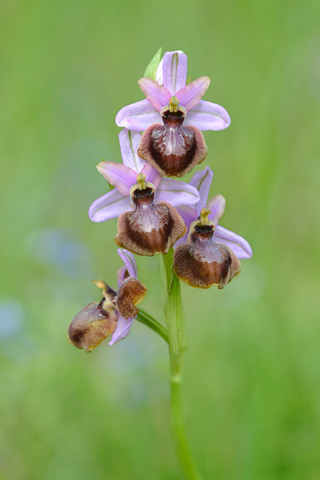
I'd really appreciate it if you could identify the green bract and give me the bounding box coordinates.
[143,47,162,80]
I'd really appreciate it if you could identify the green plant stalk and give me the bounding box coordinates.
[136,309,169,344]
[162,250,203,480]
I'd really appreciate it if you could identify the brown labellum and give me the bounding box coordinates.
[115,185,186,256]
[117,277,147,319]
[68,301,117,352]
[137,110,207,178]
[173,223,241,289]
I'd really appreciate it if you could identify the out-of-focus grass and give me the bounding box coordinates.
[1,0,320,478]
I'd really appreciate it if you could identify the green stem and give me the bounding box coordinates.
[136,309,169,344]
[162,250,203,480]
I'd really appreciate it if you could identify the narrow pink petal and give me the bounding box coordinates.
[109,315,133,345]
[138,78,171,112]
[97,161,136,195]
[207,195,226,224]
[174,206,197,247]
[189,167,213,215]
[162,51,187,95]
[176,205,197,226]
[185,100,231,131]
[117,266,127,288]
[116,99,161,131]
[140,162,162,189]
[119,129,146,173]
[176,76,210,111]
[213,225,252,259]
[88,189,131,223]
[117,248,137,279]
[155,178,200,206]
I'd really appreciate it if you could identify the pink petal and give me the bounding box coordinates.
[176,76,210,111]
[109,315,133,345]
[174,205,197,247]
[119,129,146,173]
[140,162,162,189]
[88,189,131,223]
[176,205,197,226]
[97,161,137,195]
[116,99,162,131]
[162,51,187,95]
[189,167,213,215]
[117,248,137,279]
[185,100,231,131]
[154,178,200,206]
[138,78,171,112]
[207,195,226,224]
[117,266,127,288]
[213,225,252,259]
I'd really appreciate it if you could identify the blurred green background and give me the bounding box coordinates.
[1,0,320,479]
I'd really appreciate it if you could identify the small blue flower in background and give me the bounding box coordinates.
[26,228,93,277]
[0,299,24,339]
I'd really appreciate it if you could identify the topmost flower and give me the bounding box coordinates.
[116,51,231,178]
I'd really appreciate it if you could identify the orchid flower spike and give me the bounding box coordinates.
[116,50,231,178]
[68,249,147,351]
[173,167,252,289]
[89,129,199,256]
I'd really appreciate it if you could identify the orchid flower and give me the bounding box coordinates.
[173,167,252,289]
[175,167,252,259]
[89,128,200,222]
[173,208,242,289]
[116,50,231,177]
[89,129,199,256]
[68,249,147,351]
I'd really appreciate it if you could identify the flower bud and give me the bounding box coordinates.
[173,211,241,289]
[115,176,186,256]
